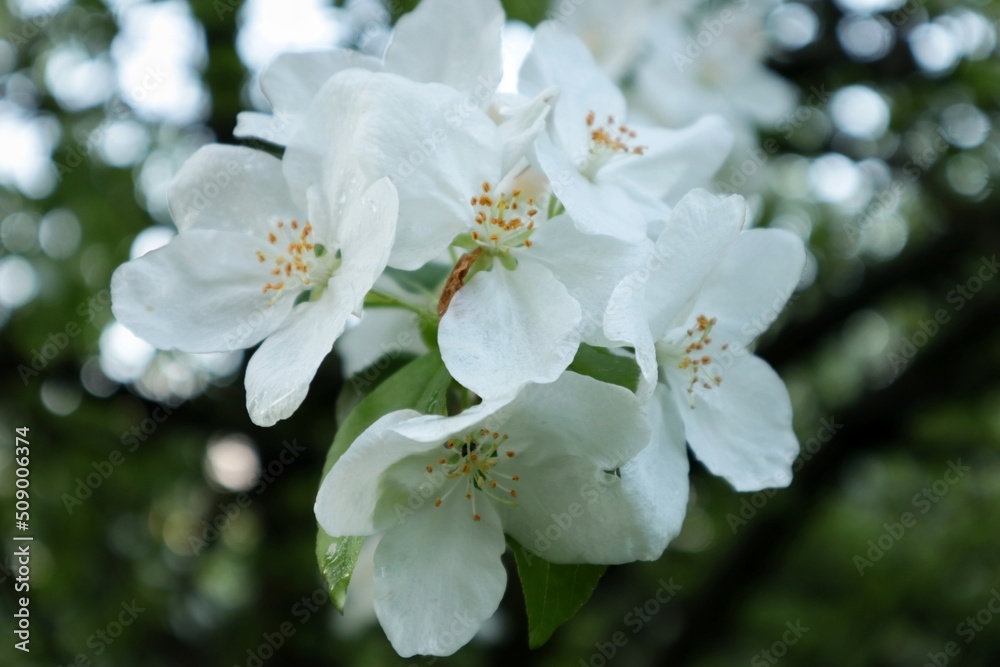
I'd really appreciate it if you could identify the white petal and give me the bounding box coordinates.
[683,228,805,347]
[501,371,649,470]
[391,396,514,445]
[260,49,381,115]
[111,230,294,353]
[643,189,747,337]
[373,497,506,657]
[233,111,292,145]
[335,177,399,300]
[495,87,554,176]
[284,70,499,270]
[384,0,504,103]
[244,284,354,426]
[485,374,657,563]
[601,115,734,205]
[534,132,647,241]
[519,21,626,156]
[235,51,381,145]
[666,354,798,492]
[315,409,427,537]
[527,214,652,345]
[439,262,581,399]
[616,385,690,559]
[497,456,660,564]
[603,273,660,403]
[168,145,302,236]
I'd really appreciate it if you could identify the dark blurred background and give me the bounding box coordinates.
[1,0,999,665]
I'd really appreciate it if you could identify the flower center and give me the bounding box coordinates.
[255,219,334,305]
[468,180,539,254]
[580,111,646,181]
[660,314,728,408]
[424,429,520,522]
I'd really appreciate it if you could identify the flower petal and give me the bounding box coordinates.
[315,409,428,537]
[601,115,733,205]
[527,214,652,345]
[519,21,626,156]
[111,230,294,353]
[384,0,504,104]
[496,456,660,564]
[682,228,805,347]
[285,69,499,270]
[534,131,648,241]
[168,145,302,236]
[603,274,661,403]
[233,111,289,145]
[501,371,649,470]
[335,177,399,300]
[643,189,747,338]
[666,354,798,491]
[439,262,581,399]
[235,50,382,145]
[495,87,555,176]
[244,284,355,426]
[261,49,381,114]
[373,497,506,657]
[616,385,690,559]
[488,373,665,563]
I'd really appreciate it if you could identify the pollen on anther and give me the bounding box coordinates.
[473,514,481,522]
[512,475,520,481]
[506,451,515,458]
[426,465,433,473]
[466,492,473,500]
[482,181,491,193]
[268,232,277,244]
[435,498,442,507]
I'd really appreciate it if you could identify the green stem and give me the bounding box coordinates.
[364,289,436,319]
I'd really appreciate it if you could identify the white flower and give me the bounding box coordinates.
[288,68,648,398]
[548,0,653,81]
[235,0,505,146]
[518,21,734,241]
[605,189,806,490]
[631,4,797,145]
[111,144,398,426]
[315,371,668,657]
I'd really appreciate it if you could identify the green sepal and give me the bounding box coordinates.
[498,251,519,271]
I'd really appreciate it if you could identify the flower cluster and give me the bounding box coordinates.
[110,0,805,657]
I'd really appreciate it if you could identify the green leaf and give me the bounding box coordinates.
[508,537,607,648]
[316,352,453,612]
[334,353,418,426]
[568,344,641,393]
